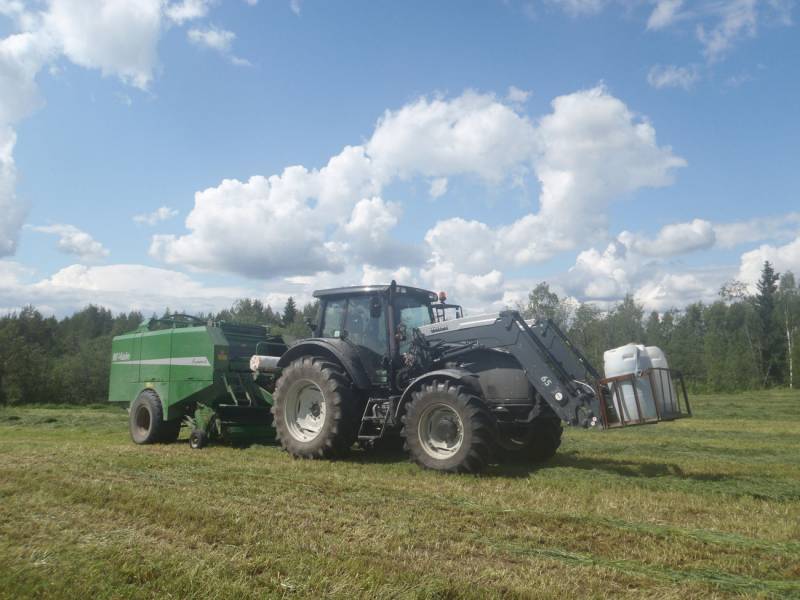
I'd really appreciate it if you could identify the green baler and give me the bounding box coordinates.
[109,314,287,448]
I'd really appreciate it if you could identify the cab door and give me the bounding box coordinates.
[342,295,389,385]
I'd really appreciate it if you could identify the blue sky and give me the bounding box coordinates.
[1,0,798,316]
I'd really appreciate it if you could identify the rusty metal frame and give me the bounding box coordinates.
[594,367,691,429]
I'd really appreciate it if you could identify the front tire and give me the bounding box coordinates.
[272,356,359,459]
[526,418,563,462]
[129,390,180,444]
[499,418,563,463]
[402,380,493,474]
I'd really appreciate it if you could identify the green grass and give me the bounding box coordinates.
[1,391,799,599]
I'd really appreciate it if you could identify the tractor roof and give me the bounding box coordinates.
[313,284,438,302]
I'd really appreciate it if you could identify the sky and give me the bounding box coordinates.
[0,0,798,318]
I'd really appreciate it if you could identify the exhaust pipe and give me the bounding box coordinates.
[250,355,281,373]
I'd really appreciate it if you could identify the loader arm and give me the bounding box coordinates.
[419,310,603,428]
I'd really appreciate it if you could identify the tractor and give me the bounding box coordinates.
[265,281,690,473]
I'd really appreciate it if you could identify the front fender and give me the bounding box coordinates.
[277,338,371,390]
[395,368,483,418]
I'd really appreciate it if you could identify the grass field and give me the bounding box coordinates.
[1,391,799,599]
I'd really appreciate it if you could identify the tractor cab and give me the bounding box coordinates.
[311,281,460,387]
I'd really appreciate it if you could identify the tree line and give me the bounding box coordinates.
[0,261,797,405]
[0,298,318,405]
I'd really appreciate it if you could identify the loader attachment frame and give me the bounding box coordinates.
[596,367,692,428]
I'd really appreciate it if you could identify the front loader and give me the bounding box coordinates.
[263,281,691,474]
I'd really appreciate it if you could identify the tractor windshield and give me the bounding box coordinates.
[395,294,433,354]
[396,295,433,330]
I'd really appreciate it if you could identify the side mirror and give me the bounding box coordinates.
[304,317,315,330]
[395,322,407,342]
[369,296,382,319]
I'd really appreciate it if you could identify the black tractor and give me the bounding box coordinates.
[267,281,690,473]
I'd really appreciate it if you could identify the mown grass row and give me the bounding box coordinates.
[1,390,798,598]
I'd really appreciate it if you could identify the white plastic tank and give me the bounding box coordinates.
[603,344,658,423]
[645,346,678,416]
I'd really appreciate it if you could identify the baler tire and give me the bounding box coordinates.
[402,380,493,474]
[272,356,359,459]
[189,429,208,449]
[129,389,173,445]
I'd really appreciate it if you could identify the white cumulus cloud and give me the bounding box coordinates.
[30,224,110,261]
[152,85,686,315]
[366,91,536,184]
[497,85,686,264]
[428,177,448,198]
[714,213,800,248]
[150,172,349,278]
[339,196,425,268]
[560,212,800,310]
[0,31,54,256]
[0,0,234,259]
[647,0,684,30]
[43,0,164,89]
[563,237,731,311]
[152,90,541,279]
[506,85,531,103]
[133,206,179,226]
[619,218,716,256]
[187,25,250,65]
[697,0,758,62]
[635,272,721,312]
[737,236,800,290]
[165,0,213,25]
[187,26,234,53]
[0,261,260,317]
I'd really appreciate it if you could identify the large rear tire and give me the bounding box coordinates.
[272,356,359,459]
[129,390,180,444]
[402,379,493,474]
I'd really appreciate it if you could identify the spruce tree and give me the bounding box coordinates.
[754,261,783,386]
[282,297,298,326]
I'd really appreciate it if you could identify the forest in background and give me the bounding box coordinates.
[0,262,797,405]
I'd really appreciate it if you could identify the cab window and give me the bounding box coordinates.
[396,295,433,330]
[321,298,346,337]
[395,295,433,352]
[344,295,387,356]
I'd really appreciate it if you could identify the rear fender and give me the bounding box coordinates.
[395,368,484,419]
[277,339,371,390]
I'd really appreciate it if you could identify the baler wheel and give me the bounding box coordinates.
[189,429,208,449]
[402,379,493,474]
[129,390,177,444]
[272,356,359,459]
